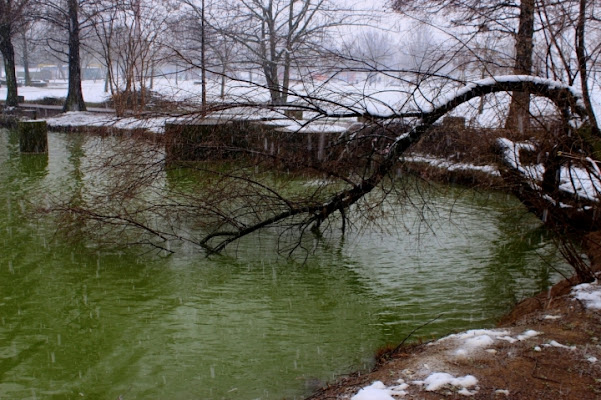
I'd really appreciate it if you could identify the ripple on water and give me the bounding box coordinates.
[0,130,571,399]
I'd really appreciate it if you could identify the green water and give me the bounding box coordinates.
[0,130,570,399]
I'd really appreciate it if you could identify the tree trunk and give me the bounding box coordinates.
[220,60,226,99]
[505,0,535,132]
[104,68,110,93]
[282,52,291,104]
[200,0,207,115]
[22,32,31,86]
[63,0,86,112]
[0,24,18,107]
[264,1,284,105]
[281,0,294,105]
[265,39,282,103]
[576,0,599,136]
[263,62,282,104]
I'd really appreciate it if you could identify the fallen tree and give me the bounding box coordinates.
[197,76,599,249]
[52,75,601,280]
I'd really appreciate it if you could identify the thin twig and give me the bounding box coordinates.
[393,313,442,353]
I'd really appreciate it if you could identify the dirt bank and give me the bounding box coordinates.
[307,264,601,399]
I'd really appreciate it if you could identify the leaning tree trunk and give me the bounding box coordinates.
[0,24,18,107]
[505,0,535,133]
[63,0,86,112]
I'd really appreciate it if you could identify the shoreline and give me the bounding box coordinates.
[307,260,601,399]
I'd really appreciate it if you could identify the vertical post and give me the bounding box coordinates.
[317,131,326,161]
[18,120,48,153]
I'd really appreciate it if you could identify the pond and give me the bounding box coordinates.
[0,130,570,399]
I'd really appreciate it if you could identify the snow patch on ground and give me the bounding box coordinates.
[496,138,543,181]
[572,280,601,309]
[439,328,540,346]
[415,372,478,392]
[403,155,501,176]
[351,374,477,399]
[351,380,408,400]
[439,329,540,353]
[517,330,541,341]
[45,112,174,134]
[44,110,352,135]
[350,328,543,398]
[543,340,577,350]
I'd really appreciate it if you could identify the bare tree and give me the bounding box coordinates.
[342,29,398,85]
[209,32,238,100]
[19,30,30,85]
[391,0,538,132]
[34,0,91,111]
[504,0,536,132]
[403,24,434,71]
[89,0,177,114]
[574,0,598,136]
[12,17,44,87]
[197,0,352,104]
[533,0,601,137]
[87,0,122,96]
[0,0,30,106]
[392,0,601,137]
[171,0,212,110]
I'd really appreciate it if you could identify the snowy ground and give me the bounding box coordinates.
[44,112,178,134]
[6,80,110,104]
[5,74,600,126]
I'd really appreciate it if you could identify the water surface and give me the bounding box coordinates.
[0,130,569,399]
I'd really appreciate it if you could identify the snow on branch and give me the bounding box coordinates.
[497,138,601,203]
[197,76,597,252]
